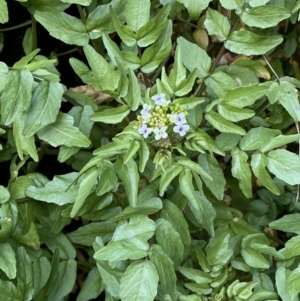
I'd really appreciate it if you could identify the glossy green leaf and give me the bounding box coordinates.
[179,169,215,236]
[159,163,182,196]
[37,112,91,147]
[155,218,184,269]
[179,266,211,284]
[177,36,211,78]
[125,0,150,32]
[0,0,8,23]
[1,70,33,125]
[250,152,280,195]
[141,21,172,73]
[279,236,300,259]
[90,105,130,124]
[77,267,104,301]
[177,0,211,20]
[120,260,158,301]
[269,213,300,234]
[225,31,283,55]
[116,156,139,207]
[218,104,255,122]
[267,149,300,185]
[239,127,280,151]
[26,172,79,205]
[241,5,290,28]
[23,81,64,136]
[34,11,89,45]
[96,166,118,196]
[16,247,34,301]
[149,244,177,301]
[205,111,246,135]
[84,44,120,91]
[198,153,226,200]
[204,8,230,41]
[231,148,252,198]
[0,242,16,279]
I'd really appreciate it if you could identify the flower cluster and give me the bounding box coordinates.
[136,93,190,143]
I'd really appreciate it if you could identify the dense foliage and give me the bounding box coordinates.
[1,0,300,300]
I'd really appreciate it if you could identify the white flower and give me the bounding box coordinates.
[174,112,187,125]
[142,115,151,124]
[140,104,152,118]
[153,126,168,140]
[173,124,190,136]
[138,124,152,138]
[152,93,169,106]
[169,114,177,123]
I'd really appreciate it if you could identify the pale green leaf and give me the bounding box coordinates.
[269,213,300,234]
[250,152,280,195]
[205,111,246,135]
[37,112,91,148]
[120,260,158,301]
[34,11,89,46]
[179,266,212,284]
[0,0,8,23]
[23,81,64,136]
[217,104,255,122]
[0,280,20,301]
[204,8,230,41]
[90,105,130,124]
[0,242,16,279]
[241,5,290,28]
[177,0,211,20]
[276,267,293,301]
[286,267,300,301]
[177,36,211,78]
[61,0,91,5]
[225,31,283,55]
[126,69,141,111]
[267,149,300,185]
[279,236,300,260]
[260,134,300,152]
[125,0,150,32]
[231,148,252,198]
[1,70,33,125]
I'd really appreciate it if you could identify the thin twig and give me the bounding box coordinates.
[0,20,32,32]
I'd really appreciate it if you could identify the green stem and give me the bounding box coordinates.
[0,20,32,32]
[77,4,86,22]
[31,15,37,50]
[56,48,79,57]
[138,47,150,88]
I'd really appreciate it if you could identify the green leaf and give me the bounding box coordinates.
[0,242,16,279]
[61,0,91,4]
[279,236,300,259]
[23,81,64,136]
[13,48,40,69]
[198,154,226,200]
[83,44,120,91]
[179,169,215,236]
[241,5,290,28]
[120,260,158,301]
[267,149,300,185]
[239,127,281,151]
[37,112,91,148]
[250,152,280,195]
[1,70,33,125]
[155,218,184,269]
[225,31,283,55]
[219,0,241,10]
[76,267,104,301]
[205,111,246,135]
[34,11,88,46]
[141,21,172,73]
[204,8,230,41]
[116,156,139,207]
[37,228,76,259]
[159,163,183,196]
[177,36,211,78]
[69,58,93,86]
[178,266,211,284]
[0,279,20,300]
[125,0,150,32]
[138,139,150,172]
[126,69,141,110]
[48,259,77,300]
[96,165,118,196]
[260,134,300,153]
[215,133,241,151]
[267,81,300,121]
[223,84,268,108]
[136,5,170,47]
[86,0,126,37]
[149,244,177,301]
[0,185,9,204]
[0,0,8,23]
[90,105,130,123]
[177,0,211,20]
[161,199,191,246]
[286,267,300,300]
[217,104,255,122]
[26,172,78,205]
[231,148,252,198]
[0,202,18,242]
[173,97,205,110]
[276,267,293,301]
[68,221,115,246]
[177,157,212,180]
[71,167,99,217]
[16,247,34,301]
[269,213,300,234]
